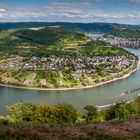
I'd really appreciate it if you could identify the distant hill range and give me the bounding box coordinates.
[0,22,139,33]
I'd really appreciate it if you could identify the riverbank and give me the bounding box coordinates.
[0,60,139,91]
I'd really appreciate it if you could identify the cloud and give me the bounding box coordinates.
[0,2,96,21]
[0,8,6,12]
[0,1,139,24]
[129,0,140,3]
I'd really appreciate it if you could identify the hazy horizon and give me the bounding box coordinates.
[0,21,139,25]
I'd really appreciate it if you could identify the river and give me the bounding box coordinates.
[0,48,140,115]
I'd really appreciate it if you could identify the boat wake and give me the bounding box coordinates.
[110,93,125,99]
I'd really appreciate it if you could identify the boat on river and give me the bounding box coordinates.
[96,104,113,109]
[125,86,140,94]
[96,99,128,110]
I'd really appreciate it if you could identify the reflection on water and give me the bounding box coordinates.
[0,48,140,115]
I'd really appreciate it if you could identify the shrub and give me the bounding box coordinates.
[0,116,9,125]
[84,105,98,122]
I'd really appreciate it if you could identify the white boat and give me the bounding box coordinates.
[96,104,113,109]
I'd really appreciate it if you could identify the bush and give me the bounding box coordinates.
[106,104,125,120]
[56,103,78,124]
[7,102,36,124]
[7,103,79,125]
[84,105,98,122]
[0,116,9,125]
[5,97,140,125]
[33,105,59,124]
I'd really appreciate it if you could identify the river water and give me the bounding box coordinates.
[0,48,140,115]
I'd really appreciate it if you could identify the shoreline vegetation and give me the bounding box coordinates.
[0,59,139,91]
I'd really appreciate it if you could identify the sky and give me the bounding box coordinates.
[0,0,140,24]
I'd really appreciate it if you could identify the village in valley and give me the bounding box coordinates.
[0,53,135,88]
[0,27,138,89]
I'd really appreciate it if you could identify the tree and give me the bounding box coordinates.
[84,105,98,123]
[105,104,130,121]
[33,105,59,124]
[57,103,78,124]
[7,103,79,125]
[125,103,138,117]
[7,102,36,124]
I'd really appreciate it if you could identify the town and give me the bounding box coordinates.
[99,35,140,49]
[0,55,134,79]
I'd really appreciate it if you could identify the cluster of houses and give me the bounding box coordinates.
[23,56,131,69]
[23,56,132,77]
[0,55,133,78]
[0,57,23,70]
[71,69,96,78]
[100,35,140,49]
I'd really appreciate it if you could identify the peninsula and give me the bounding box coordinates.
[0,27,138,90]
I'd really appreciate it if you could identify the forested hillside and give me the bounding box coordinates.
[0,22,139,33]
[111,28,140,39]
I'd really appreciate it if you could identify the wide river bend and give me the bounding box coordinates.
[0,48,140,115]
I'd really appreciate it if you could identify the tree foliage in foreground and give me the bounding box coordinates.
[83,105,98,123]
[1,97,139,125]
[7,103,78,125]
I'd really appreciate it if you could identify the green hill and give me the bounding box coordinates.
[110,28,140,39]
[0,22,139,33]
[0,27,127,58]
[0,27,91,58]
[14,27,89,46]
